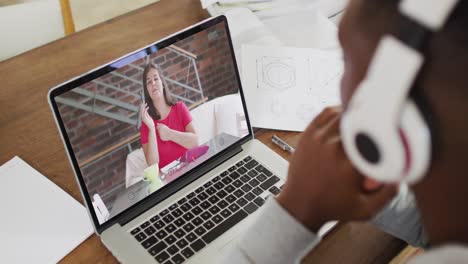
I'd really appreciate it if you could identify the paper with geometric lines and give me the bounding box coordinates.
[241,44,343,131]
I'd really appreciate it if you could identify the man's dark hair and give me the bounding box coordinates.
[350,0,468,245]
[355,0,468,94]
[354,0,468,155]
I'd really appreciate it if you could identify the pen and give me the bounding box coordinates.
[272,135,295,153]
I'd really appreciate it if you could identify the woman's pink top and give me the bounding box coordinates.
[140,101,192,168]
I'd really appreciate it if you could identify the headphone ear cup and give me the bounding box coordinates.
[399,100,432,184]
[341,105,407,183]
[340,100,431,184]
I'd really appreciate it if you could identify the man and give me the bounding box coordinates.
[223,0,468,262]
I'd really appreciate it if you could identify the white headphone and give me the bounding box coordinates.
[341,0,460,184]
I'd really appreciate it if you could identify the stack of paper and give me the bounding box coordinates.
[225,7,282,74]
[203,0,349,19]
[224,7,344,131]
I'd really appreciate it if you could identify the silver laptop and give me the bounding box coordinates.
[48,16,288,263]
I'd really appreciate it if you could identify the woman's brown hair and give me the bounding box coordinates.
[142,63,175,120]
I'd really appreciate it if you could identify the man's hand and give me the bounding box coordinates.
[157,123,173,141]
[277,106,397,232]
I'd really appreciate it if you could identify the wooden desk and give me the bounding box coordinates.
[0,0,406,262]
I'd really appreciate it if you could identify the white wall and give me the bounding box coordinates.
[0,0,64,61]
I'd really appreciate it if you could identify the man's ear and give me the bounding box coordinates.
[362,177,383,193]
[356,184,398,219]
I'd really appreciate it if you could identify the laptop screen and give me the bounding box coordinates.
[51,17,250,226]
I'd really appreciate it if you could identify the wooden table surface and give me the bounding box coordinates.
[0,0,406,262]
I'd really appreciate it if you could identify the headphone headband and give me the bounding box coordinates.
[340,0,460,183]
[400,0,460,30]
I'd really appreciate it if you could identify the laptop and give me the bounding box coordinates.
[48,15,289,263]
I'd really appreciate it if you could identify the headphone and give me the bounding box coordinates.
[341,0,460,184]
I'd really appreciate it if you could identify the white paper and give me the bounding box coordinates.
[262,9,340,49]
[219,0,272,4]
[0,157,93,264]
[253,0,317,19]
[242,45,343,131]
[201,0,219,9]
[225,7,282,72]
[317,0,349,18]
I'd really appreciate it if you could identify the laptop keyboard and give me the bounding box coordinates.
[129,156,284,264]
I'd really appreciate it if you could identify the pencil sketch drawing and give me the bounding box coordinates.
[307,56,343,94]
[257,56,296,91]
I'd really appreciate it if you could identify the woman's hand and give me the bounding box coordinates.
[141,103,155,131]
[157,123,173,141]
[277,106,397,232]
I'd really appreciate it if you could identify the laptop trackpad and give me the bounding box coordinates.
[218,234,240,254]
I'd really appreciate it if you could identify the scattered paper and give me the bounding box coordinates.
[262,9,340,49]
[201,0,219,9]
[242,45,343,131]
[225,7,282,73]
[219,0,272,4]
[204,0,348,19]
[0,157,93,264]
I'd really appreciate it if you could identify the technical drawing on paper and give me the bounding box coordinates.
[296,104,317,122]
[257,56,296,91]
[242,44,344,131]
[269,99,288,119]
[307,56,343,95]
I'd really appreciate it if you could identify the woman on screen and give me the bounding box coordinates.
[140,63,199,169]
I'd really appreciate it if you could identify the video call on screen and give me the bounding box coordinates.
[57,21,248,224]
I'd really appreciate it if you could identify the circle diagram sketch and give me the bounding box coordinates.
[257,56,296,91]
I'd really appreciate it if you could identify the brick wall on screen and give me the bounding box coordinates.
[58,101,140,208]
[154,22,240,102]
[57,22,239,209]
